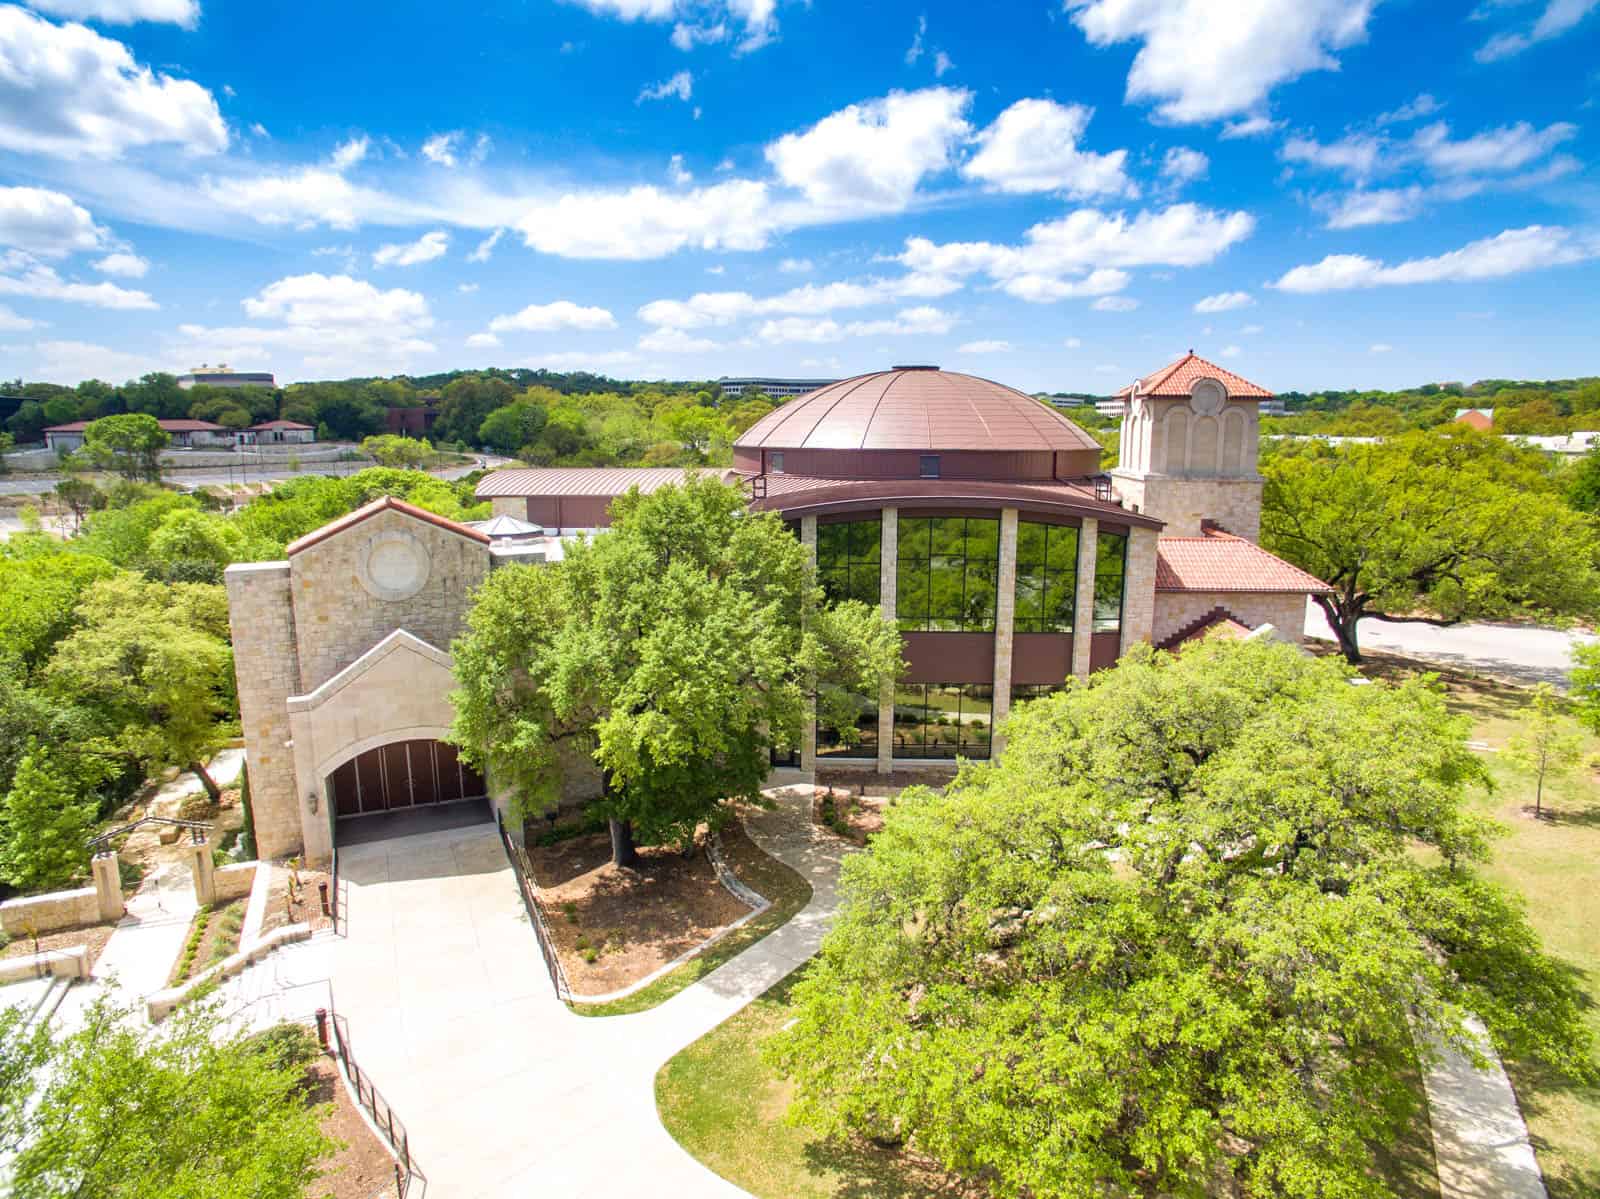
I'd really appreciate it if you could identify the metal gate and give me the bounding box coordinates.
[328,740,486,819]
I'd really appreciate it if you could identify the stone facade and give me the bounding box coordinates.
[1153,591,1308,648]
[1071,517,1098,679]
[225,562,302,860]
[989,508,1019,755]
[876,507,898,775]
[1120,527,1159,651]
[1,887,102,936]
[1110,473,1263,540]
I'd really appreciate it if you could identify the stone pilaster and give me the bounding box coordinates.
[990,508,1018,757]
[1071,517,1098,679]
[189,838,216,906]
[224,562,303,860]
[876,508,898,775]
[1121,526,1159,652]
[800,515,818,774]
[91,852,124,923]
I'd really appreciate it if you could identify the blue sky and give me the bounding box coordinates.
[0,0,1596,394]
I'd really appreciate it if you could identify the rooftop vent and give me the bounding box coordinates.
[892,364,940,371]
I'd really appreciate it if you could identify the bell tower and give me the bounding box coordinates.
[1109,351,1269,541]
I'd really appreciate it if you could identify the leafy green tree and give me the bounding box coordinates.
[147,508,246,579]
[0,998,333,1199]
[773,640,1596,1199]
[83,413,169,482]
[1505,683,1586,818]
[55,474,103,531]
[6,400,47,442]
[361,433,433,468]
[1262,430,1600,661]
[660,404,727,459]
[1566,447,1600,515]
[478,399,548,457]
[0,746,99,892]
[76,491,196,568]
[1573,641,1600,734]
[45,575,235,801]
[451,475,903,865]
[435,374,515,444]
[0,548,118,671]
[0,429,13,473]
[121,372,187,419]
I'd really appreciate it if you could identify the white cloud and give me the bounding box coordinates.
[1476,0,1598,60]
[1281,132,1384,180]
[528,348,639,371]
[0,303,40,330]
[1161,146,1209,185]
[1411,120,1576,175]
[466,332,500,349]
[899,203,1255,302]
[0,251,156,308]
[249,121,268,138]
[203,167,398,231]
[1093,363,1120,374]
[1220,345,1242,358]
[757,305,955,343]
[905,13,925,64]
[958,339,1011,353]
[329,135,368,170]
[22,0,197,24]
[668,154,693,185]
[670,21,726,50]
[0,186,108,257]
[242,272,429,327]
[0,7,227,159]
[1269,225,1595,292]
[1220,116,1284,139]
[1092,295,1139,311]
[705,264,724,274]
[421,131,461,166]
[1377,93,1441,124]
[1370,342,1393,352]
[963,99,1132,198]
[457,282,478,293]
[638,70,693,103]
[14,338,166,383]
[1240,324,1263,334]
[487,300,618,334]
[1320,187,1425,228]
[1064,336,1082,348]
[934,50,953,77]
[93,251,148,277]
[638,326,720,352]
[515,179,776,259]
[778,257,813,273]
[372,230,449,267]
[637,274,958,329]
[469,228,504,263]
[766,87,971,213]
[1194,290,1253,312]
[1067,0,1377,123]
[566,0,776,52]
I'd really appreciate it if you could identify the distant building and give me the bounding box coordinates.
[1455,407,1494,431]
[1094,397,1127,417]
[718,376,841,400]
[177,365,276,390]
[244,419,315,445]
[44,418,235,452]
[386,405,439,437]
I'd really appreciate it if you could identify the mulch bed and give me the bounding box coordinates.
[816,764,958,795]
[0,922,117,970]
[812,768,956,845]
[170,896,247,985]
[527,831,754,996]
[262,866,334,936]
[306,1057,403,1199]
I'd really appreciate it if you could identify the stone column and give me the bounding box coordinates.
[1071,517,1099,679]
[876,508,898,776]
[989,508,1019,758]
[800,515,818,775]
[189,838,216,906]
[1121,526,1159,652]
[91,851,125,923]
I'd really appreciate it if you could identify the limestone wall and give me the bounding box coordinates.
[0,887,100,936]
[214,862,258,902]
[1110,473,1263,541]
[224,561,303,860]
[1120,527,1159,650]
[290,507,490,693]
[1153,591,1309,647]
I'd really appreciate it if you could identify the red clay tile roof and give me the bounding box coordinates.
[1115,352,1273,400]
[1156,527,1330,594]
[44,418,229,433]
[474,466,736,499]
[285,495,490,556]
[734,368,1101,453]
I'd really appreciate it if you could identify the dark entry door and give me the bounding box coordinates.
[329,740,487,819]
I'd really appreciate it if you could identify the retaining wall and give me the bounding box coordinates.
[0,887,101,936]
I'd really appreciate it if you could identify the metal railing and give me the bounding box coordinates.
[86,815,210,852]
[326,1009,427,1199]
[496,811,572,1003]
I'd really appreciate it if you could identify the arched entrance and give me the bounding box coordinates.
[327,738,487,821]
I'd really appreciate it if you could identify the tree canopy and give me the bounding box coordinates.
[82,413,169,482]
[450,475,902,864]
[773,639,1595,1199]
[1261,429,1600,660]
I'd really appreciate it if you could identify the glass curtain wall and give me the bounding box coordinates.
[891,683,994,758]
[896,516,1000,632]
[816,518,882,605]
[1093,530,1128,633]
[1015,521,1079,633]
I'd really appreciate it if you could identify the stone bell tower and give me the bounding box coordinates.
[1109,351,1270,541]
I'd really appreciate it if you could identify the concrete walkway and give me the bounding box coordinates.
[1423,1022,1548,1199]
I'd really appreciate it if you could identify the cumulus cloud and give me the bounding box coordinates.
[637,274,958,329]
[638,326,720,353]
[515,179,777,259]
[421,132,460,166]
[0,250,156,308]
[963,99,1132,198]
[372,230,449,267]
[1194,290,1253,312]
[567,0,776,54]
[1281,132,1385,180]
[1067,0,1377,123]
[757,304,955,343]
[957,339,1011,353]
[23,0,198,27]
[0,186,108,257]
[465,332,500,349]
[1376,93,1441,124]
[1092,295,1138,312]
[1220,116,1284,139]
[242,272,429,326]
[486,300,617,334]
[1319,187,1425,228]
[638,71,693,103]
[765,87,971,213]
[1269,225,1595,292]
[1476,0,1598,60]
[0,303,41,330]
[1161,146,1209,185]
[778,257,813,273]
[1411,120,1576,175]
[93,251,148,277]
[0,7,227,159]
[14,338,168,383]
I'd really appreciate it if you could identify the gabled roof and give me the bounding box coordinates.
[1155,525,1330,594]
[474,466,735,499]
[249,419,314,430]
[1116,352,1273,400]
[44,418,230,433]
[285,495,490,556]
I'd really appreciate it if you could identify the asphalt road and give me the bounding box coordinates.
[1,456,506,495]
[1302,598,1595,688]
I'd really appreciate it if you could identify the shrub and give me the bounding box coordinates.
[243,1021,321,1077]
[176,794,215,823]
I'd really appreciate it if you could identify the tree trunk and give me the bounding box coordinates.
[608,818,638,868]
[1315,595,1363,664]
[1534,769,1544,819]
[189,760,222,803]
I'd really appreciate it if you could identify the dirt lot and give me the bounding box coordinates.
[306,1057,402,1199]
[528,831,754,996]
[0,922,116,969]
[812,767,956,844]
[262,866,333,937]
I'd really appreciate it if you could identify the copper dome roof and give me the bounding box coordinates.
[733,367,1101,453]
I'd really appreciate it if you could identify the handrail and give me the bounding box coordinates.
[496,811,572,1003]
[328,1009,427,1198]
[86,815,211,852]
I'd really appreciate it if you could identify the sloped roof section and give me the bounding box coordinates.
[44,418,229,433]
[475,466,736,498]
[1117,352,1273,400]
[1156,527,1330,594]
[285,495,491,556]
[734,368,1100,453]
